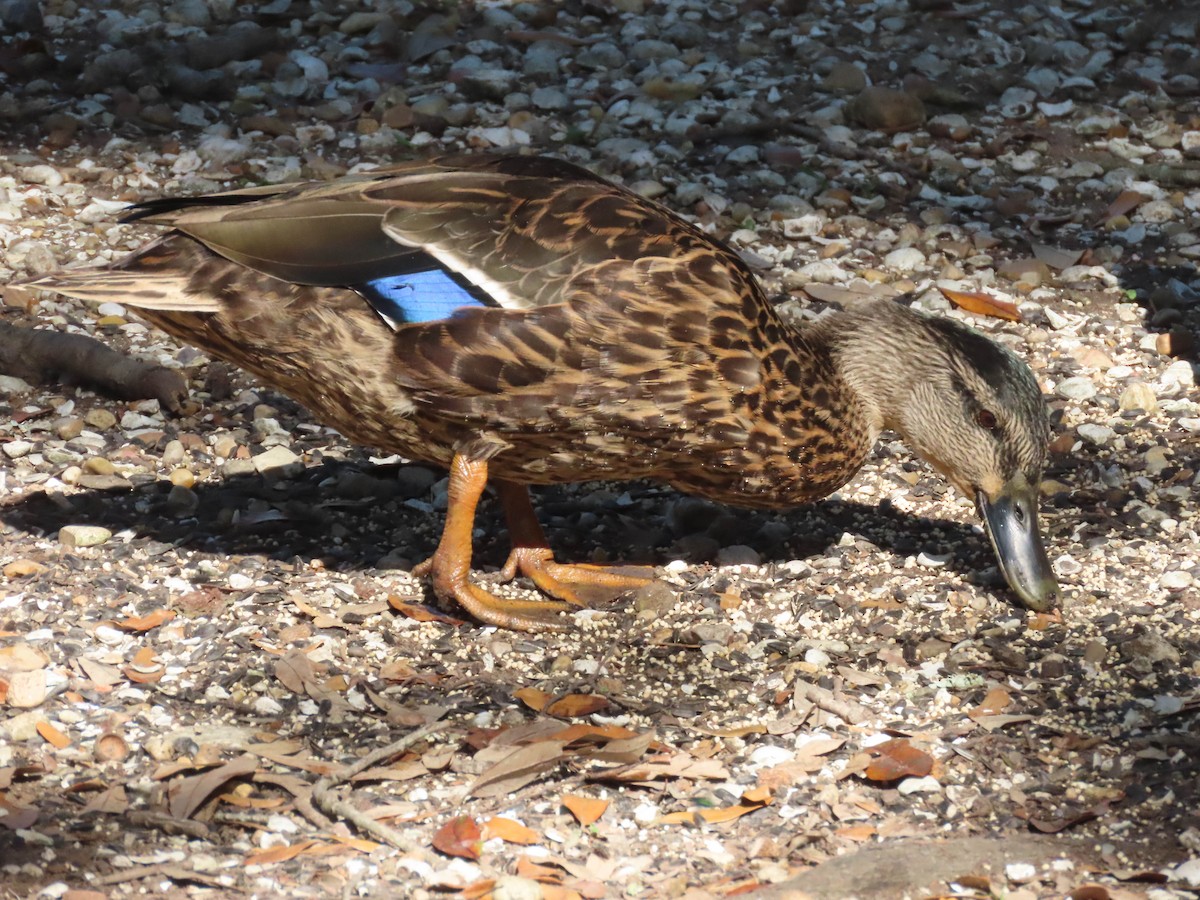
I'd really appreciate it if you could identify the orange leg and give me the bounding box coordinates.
[495,480,652,605]
[413,455,570,632]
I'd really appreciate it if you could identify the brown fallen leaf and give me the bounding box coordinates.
[167,755,259,819]
[36,720,70,749]
[458,880,498,900]
[1097,189,1146,224]
[1031,242,1084,271]
[970,713,1035,731]
[516,855,566,884]
[862,739,934,782]
[470,740,567,799]
[82,783,127,815]
[937,286,1022,321]
[377,659,442,685]
[76,657,123,689]
[592,753,729,785]
[562,794,609,826]
[432,815,482,860]
[968,686,1012,720]
[0,795,38,829]
[244,840,320,866]
[580,733,654,765]
[659,786,772,825]
[482,816,540,845]
[245,742,341,777]
[116,609,175,632]
[515,686,552,712]
[546,693,610,718]
[1022,798,1114,834]
[757,737,846,790]
[387,596,466,625]
[836,823,876,842]
[547,723,641,745]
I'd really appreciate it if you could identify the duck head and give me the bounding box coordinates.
[837,302,1059,611]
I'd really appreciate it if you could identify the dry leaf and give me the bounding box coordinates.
[836,823,877,842]
[0,795,39,830]
[377,659,442,685]
[516,856,565,884]
[167,755,259,819]
[117,609,175,631]
[77,658,123,688]
[1031,242,1083,270]
[245,742,341,776]
[36,720,70,749]
[581,733,654,765]
[244,840,319,865]
[659,786,772,825]
[937,286,1022,321]
[546,694,610,718]
[351,761,428,783]
[483,816,540,845]
[1097,189,1145,224]
[757,737,845,789]
[863,739,934,782]
[593,753,729,785]
[548,723,641,745]
[273,651,318,694]
[432,815,482,859]
[387,596,465,625]
[968,686,1012,720]
[458,879,498,900]
[470,740,566,799]
[515,687,552,712]
[81,783,127,815]
[562,794,609,826]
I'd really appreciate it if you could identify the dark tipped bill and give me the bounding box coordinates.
[976,481,1059,611]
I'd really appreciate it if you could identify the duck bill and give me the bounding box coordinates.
[975,482,1059,611]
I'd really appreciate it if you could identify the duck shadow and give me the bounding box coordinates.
[0,457,1025,608]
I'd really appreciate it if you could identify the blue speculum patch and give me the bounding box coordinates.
[359,268,491,327]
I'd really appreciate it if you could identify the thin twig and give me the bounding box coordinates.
[311,721,444,851]
[254,773,334,831]
[127,810,212,840]
[793,680,873,725]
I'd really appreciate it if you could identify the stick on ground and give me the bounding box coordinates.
[0,320,188,411]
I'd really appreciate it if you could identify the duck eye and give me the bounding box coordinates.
[976,409,999,431]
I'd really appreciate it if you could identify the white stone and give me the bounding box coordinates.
[883,246,926,272]
[897,775,941,795]
[1161,571,1194,591]
[1077,424,1113,445]
[2,440,33,459]
[1056,376,1098,401]
[1005,862,1037,883]
[1160,360,1194,388]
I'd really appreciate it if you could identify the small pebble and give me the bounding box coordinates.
[58,525,112,548]
[1161,571,1194,591]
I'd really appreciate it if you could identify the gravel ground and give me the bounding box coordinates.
[1,0,1199,898]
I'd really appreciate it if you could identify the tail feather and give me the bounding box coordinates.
[25,269,223,313]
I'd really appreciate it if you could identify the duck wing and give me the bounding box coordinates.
[124,154,755,326]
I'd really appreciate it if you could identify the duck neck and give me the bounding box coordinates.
[813,299,934,442]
